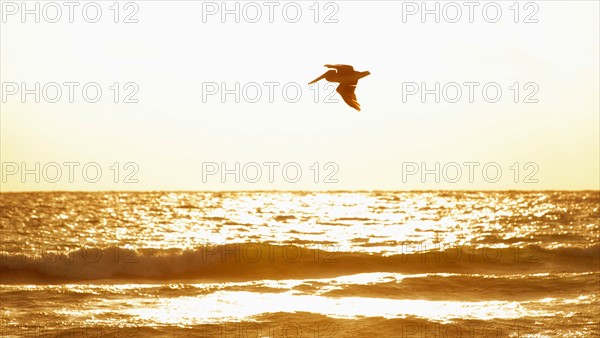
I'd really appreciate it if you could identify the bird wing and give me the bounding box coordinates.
[336,84,361,111]
[325,64,354,75]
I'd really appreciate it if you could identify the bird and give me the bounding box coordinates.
[308,64,370,111]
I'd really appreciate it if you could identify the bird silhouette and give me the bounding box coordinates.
[309,64,370,111]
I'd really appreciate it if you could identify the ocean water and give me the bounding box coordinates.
[0,191,598,337]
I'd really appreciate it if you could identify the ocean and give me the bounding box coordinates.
[1,191,598,337]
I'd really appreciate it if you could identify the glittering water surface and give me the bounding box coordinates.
[1,191,599,337]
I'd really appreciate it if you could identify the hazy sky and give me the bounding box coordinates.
[1,1,598,191]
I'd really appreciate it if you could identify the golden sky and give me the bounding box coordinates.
[1,1,598,191]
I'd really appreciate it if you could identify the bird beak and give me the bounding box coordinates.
[308,72,327,85]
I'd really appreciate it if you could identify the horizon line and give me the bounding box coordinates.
[2,189,599,194]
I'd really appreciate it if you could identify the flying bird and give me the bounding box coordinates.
[309,64,370,111]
